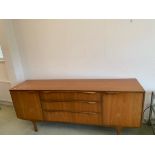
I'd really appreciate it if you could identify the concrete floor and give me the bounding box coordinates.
[0,103,153,135]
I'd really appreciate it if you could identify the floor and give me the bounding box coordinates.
[0,103,153,135]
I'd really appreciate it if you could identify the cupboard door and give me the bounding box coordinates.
[102,92,144,127]
[10,91,43,120]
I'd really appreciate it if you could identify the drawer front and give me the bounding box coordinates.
[42,101,101,113]
[43,111,101,125]
[40,91,100,101]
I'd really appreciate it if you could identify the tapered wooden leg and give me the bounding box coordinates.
[32,121,38,132]
[116,127,122,135]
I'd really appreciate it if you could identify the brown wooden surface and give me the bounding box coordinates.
[40,91,100,101]
[43,111,102,125]
[42,101,101,113]
[10,91,43,120]
[102,92,144,127]
[10,79,145,133]
[10,79,144,92]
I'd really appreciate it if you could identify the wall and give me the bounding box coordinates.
[13,20,155,91]
[0,20,25,103]
[0,61,9,81]
[0,61,11,102]
[13,20,106,79]
[0,81,11,102]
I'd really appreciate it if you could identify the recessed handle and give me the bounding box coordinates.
[104,92,121,95]
[81,112,97,115]
[83,92,96,94]
[41,91,52,94]
[87,101,96,104]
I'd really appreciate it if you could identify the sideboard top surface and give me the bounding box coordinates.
[10,79,144,92]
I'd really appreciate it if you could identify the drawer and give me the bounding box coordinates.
[43,111,102,125]
[42,101,101,113]
[40,91,101,101]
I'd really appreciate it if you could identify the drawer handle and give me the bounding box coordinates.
[83,92,96,94]
[104,92,121,95]
[87,101,96,104]
[81,112,97,115]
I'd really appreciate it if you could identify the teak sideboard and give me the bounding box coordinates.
[10,79,145,134]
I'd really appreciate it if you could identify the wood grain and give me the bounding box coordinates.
[40,91,100,101]
[42,101,101,113]
[10,79,144,92]
[102,92,144,127]
[43,111,102,125]
[10,91,43,120]
[10,79,145,133]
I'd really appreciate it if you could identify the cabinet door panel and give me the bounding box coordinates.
[102,92,144,127]
[10,91,43,120]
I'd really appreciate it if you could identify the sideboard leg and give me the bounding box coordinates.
[116,127,122,135]
[32,121,38,132]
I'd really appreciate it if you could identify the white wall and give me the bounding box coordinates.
[0,62,9,81]
[0,81,11,102]
[13,20,155,92]
[0,20,25,103]
[3,20,25,85]
[13,20,106,79]
[104,20,155,91]
[0,61,11,102]
[0,20,25,85]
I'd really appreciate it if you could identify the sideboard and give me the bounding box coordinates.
[10,79,145,134]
